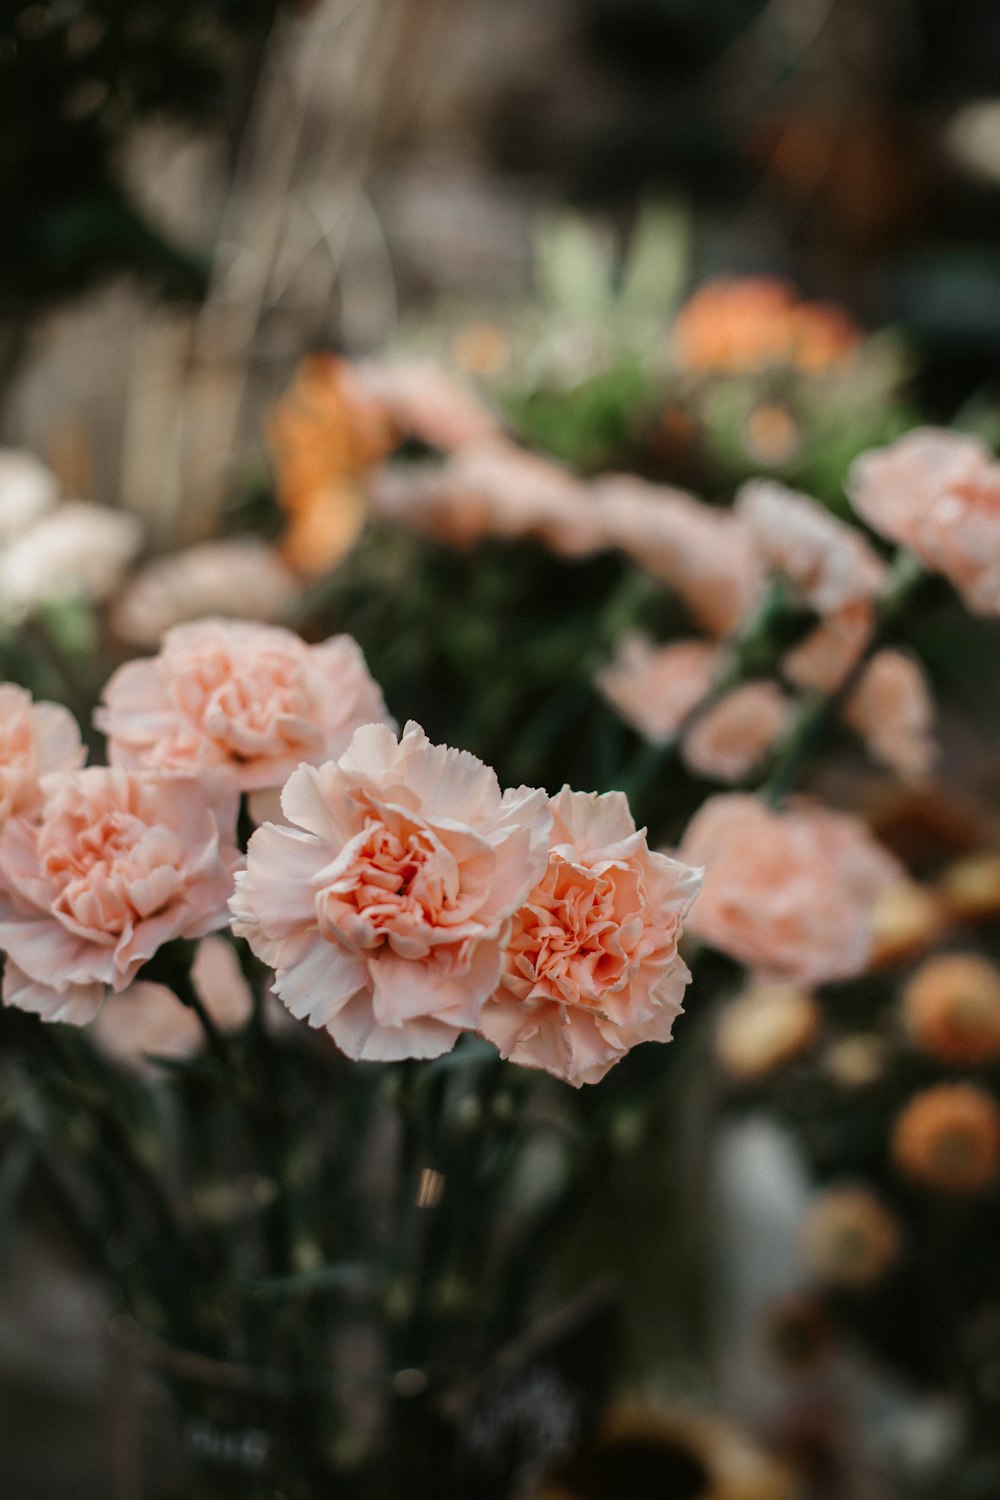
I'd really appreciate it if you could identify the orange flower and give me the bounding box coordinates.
[902,953,1000,1065]
[715,982,821,1081]
[267,354,395,575]
[800,1185,901,1287]
[868,879,948,968]
[672,277,861,376]
[892,1083,1000,1194]
[940,853,1000,924]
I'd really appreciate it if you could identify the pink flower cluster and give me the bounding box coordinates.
[0,620,703,1087]
[232,722,702,1085]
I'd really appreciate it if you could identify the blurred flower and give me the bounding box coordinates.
[800,1184,901,1287]
[90,981,204,1069]
[448,322,512,378]
[783,600,875,694]
[742,403,802,467]
[902,953,1000,1065]
[844,649,937,782]
[869,879,948,967]
[0,684,86,827]
[231,722,552,1062]
[715,982,821,1081]
[595,474,763,636]
[355,358,502,452]
[0,448,59,543]
[940,853,1000,923]
[596,634,718,745]
[679,794,902,984]
[671,277,861,376]
[370,440,605,557]
[822,1033,890,1089]
[479,788,701,1086]
[736,479,887,615]
[268,353,395,577]
[0,768,239,1025]
[98,620,391,794]
[682,680,793,784]
[91,935,253,1073]
[892,1083,1000,1194]
[0,502,143,621]
[111,539,299,648]
[848,428,1000,615]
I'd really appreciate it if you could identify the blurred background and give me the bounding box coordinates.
[5,2,1000,1497]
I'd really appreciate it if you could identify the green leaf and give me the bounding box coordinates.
[533,212,616,317]
[619,200,690,318]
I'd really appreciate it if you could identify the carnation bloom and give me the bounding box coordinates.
[0,448,59,543]
[736,479,887,614]
[783,600,875,694]
[0,502,143,621]
[595,476,763,636]
[0,768,240,1024]
[682,680,792,783]
[800,1185,901,1288]
[847,428,1000,615]
[844,649,936,781]
[97,619,391,793]
[479,788,701,1086]
[715,982,820,1082]
[679,794,902,983]
[672,277,860,375]
[371,441,605,558]
[0,684,86,827]
[91,935,254,1071]
[355,358,502,452]
[902,953,1000,1065]
[230,722,552,1062]
[892,1083,1000,1194]
[596,635,718,745]
[111,539,299,648]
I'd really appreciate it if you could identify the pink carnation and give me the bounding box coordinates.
[480,788,701,1086]
[679,794,902,984]
[97,619,391,792]
[596,635,719,744]
[847,428,1000,615]
[844,649,937,782]
[682,681,793,784]
[0,684,86,827]
[91,935,253,1071]
[230,722,552,1062]
[595,476,763,636]
[370,441,606,558]
[736,479,887,614]
[355,358,502,453]
[0,768,240,1024]
[783,600,875,694]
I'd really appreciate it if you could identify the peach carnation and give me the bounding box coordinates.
[355,358,502,453]
[97,619,391,793]
[892,1082,1000,1194]
[783,600,875,694]
[479,788,701,1086]
[736,479,887,614]
[91,935,253,1071]
[596,635,718,745]
[0,768,239,1025]
[0,684,86,827]
[595,475,763,636]
[111,539,299,648]
[679,794,902,983]
[682,679,792,783]
[230,722,552,1062]
[371,441,605,558]
[847,428,1000,615]
[844,649,936,782]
